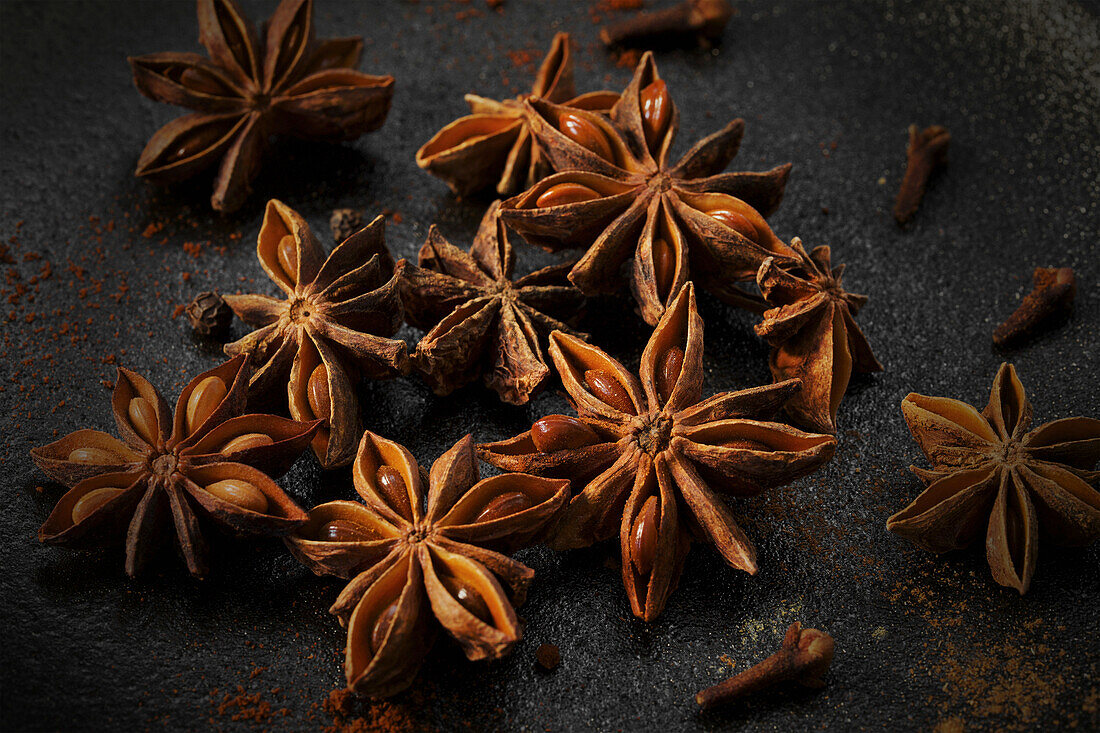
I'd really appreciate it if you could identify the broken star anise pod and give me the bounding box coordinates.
[501,51,796,325]
[479,283,836,621]
[400,201,586,405]
[285,432,569,697]
[416,32,618,197]
[753,238,882,435]
[224,199,408,469]
[130,0,394,212]
[30,355,319,577]
[887,363,1100,594]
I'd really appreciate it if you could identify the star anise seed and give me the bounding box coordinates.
[31,355,319,577]
[223,199,409,469]
[286,432,569,697]
[479,283,836,620]
[886,363,1100,594]
[130,0,394,212]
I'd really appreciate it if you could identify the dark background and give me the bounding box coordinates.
[2,1,1097,731]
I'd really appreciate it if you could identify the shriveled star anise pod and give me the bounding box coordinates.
[416,32,618,197]
[887,363,1100,594]
[500,52,796,325]
[753,238,882,434]
[224,199,408,469]
[30,355,319,577]
[400,201,586,404]
[286,432,569,697]
[479,283,836,620]
[130,0,394,212]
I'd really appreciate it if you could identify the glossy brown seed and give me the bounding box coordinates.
[67,447,121,464]
[584,369,636,415]
[655,346,685,404]
[128,397,159,446]
[721,437,770,451]
[557,112,614,161]
[474,491,534,524]
[640,79,671,151]
[709,208,760,242]
[535,182,602,209]
[376,466,414,520]
[276,234,298,284]
[370,600,399,656]
[652,237,676,299]
[220,432,275,455]
[71,487,125,525]
[531,415,600,453]
[185,376,227,434]
[306,364,330,421]
[631,496,659,577]
[204,479,269,514]
[318,519,375,543]
[440,572,492,625]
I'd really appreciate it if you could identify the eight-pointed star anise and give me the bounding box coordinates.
[416,32,618,197]
[31,356,319,577]
[285,432,569,697]
[887,363,1100,594]
[500,52,796,325]
[400,201,586,405]
[224,199,408,469]
[478,283,836,620]
[129,0,394,212]
[753,238,882,434]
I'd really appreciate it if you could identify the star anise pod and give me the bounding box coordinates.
[753,238,882,434]
[223,200,408,469]
[887,363,1100,594]
[129,0,394,212]
[400,201,586,405]
[30,356,319,577]
[500,52,796,325]
[416,32,618,197]
[286,432,569,697]
[478,283,836,620]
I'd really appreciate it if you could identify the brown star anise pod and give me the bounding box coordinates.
[400,201,586,405]
[887,363,1100,594]
[224,200,408,469]
[286,432,569,697]
[30,356,319,577]
[478,283,836,620]
[753,238,882,434]
[500,52,796,325]
[416,32,618,197]
[129,0,394,212]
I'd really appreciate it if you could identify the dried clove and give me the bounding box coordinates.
[893,124,950,225]
[695,622,834,709]
[993,266,1076,347]
[600,0,733,49]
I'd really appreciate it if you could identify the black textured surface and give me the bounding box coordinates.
[2,1,1098,731]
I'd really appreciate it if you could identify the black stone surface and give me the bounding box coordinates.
[2,1,1097,731]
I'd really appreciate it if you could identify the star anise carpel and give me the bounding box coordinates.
[887,363,1100,594]
[479,283,836,620]
[416,32,618,197]
[754,238,882,434]
[500,52,796,325]
[286,432,569,697]
[129,0,394,212]
[31,356,319,578]
[400,201,586,405]
[224,199,409,469]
